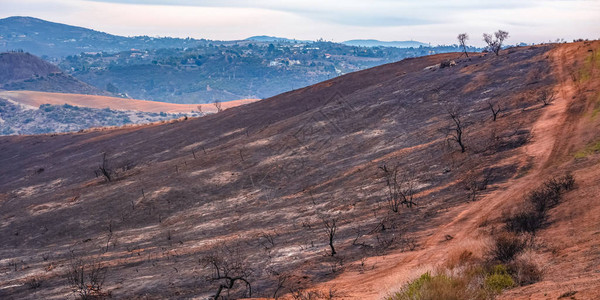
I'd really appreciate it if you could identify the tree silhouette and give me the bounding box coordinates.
[483,30,509,56]
[457,33,469,58]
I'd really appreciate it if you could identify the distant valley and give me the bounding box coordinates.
[0,91,194,135]
[0,90,257,135]
[0,17,480,104]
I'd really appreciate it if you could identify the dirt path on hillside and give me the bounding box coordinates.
[312,46,576,299]
[498,41,600,300]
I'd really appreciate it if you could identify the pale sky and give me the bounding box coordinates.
[1,0,599,46]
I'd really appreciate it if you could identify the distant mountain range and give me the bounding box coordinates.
[245,36,429,48]
[342,39,429,48]
[0,17,429,60]
[245,36,311,43]
[0,16,211,58]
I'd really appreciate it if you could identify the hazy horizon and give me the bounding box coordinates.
[1,0,599,46]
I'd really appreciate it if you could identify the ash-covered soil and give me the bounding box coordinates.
[1,41,599,299]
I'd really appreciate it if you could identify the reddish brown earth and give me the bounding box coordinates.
[315,41,600,300]
[0,90,258,114]
[0,41,599,299]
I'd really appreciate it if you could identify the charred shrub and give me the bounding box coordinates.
[505,174,575,234]
[528,185,560,214]
[489,232,527,263]
[509,257,543,285]
[529,174,576,213]
[26,277,42,290]
[505,210,546,234]
[558,173,575,191]
[67,257,107,300]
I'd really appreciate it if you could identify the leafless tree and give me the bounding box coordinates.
[457,33,469,58]
[200,244,253,299]
[269,269,290,299]
[197,105,203,115]
[539,90,556,106]
[67,254,107,300]
[321,216,339,256]
[445,109,466,153]
[464,168,492,202]
[483,30,509,55]
[379,164,417,212]
[103,222,113,254]
[488,101,502,121]
[258,231,277,251]
[213,99,223,113]
[96,152,113,182]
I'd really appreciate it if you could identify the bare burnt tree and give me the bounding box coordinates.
[539,89,556,106]
[483,30,509,55]
[67,255,107,300]
[258,231,277,251]
[465,168,492,202]
[466,177,480,202]
[268,269,290,299]
[488,101,502,121]
[457,33,469,58]
[213,99,223,113]
[445,109,466,153]
[97,152,113,182]
[200,244,252,299]
[321,216,339,256]
[379,164,417,212]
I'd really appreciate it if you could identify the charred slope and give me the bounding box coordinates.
[0,52,109,95]
[0,52,61,84]
[1,42,599,299]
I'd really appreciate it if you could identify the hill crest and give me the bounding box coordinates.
[0,51,109,95]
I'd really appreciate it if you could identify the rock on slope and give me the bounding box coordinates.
[0,41,599,299]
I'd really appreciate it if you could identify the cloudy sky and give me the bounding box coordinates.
[1,0,599,45]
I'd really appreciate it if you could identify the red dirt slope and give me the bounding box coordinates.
[313,41,600,300]
[0,90,258,113]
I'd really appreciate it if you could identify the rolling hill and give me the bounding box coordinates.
[0,90,256,114]
[0,41,599,299]
[0,90,257,135]
[0,51,109,95]
[0,51,61,84]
